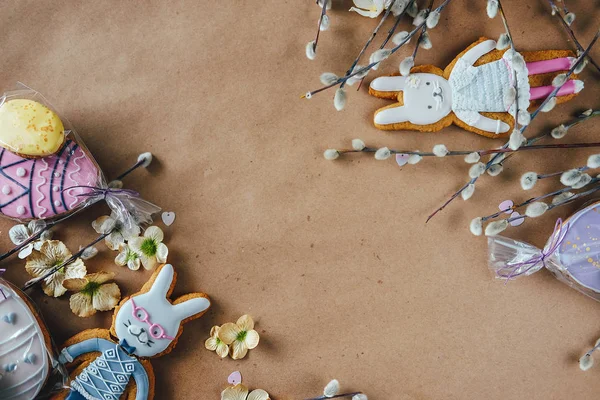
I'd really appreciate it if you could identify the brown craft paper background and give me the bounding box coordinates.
[1,1,600,399]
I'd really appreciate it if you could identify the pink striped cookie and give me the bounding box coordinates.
[0,139,100,220]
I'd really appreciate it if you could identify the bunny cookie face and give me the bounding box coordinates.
[114,264,210,358]
[371,73,453,126]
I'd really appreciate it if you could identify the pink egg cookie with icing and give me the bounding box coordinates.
[0,279,54,400]
[0,138,100,221]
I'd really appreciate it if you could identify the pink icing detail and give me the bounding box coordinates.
[529,80,577,101]
[0,141,100,220]
[66,151,85,209]
[35,159,49,218]
[130,298,175,340]
[526,57,572,75]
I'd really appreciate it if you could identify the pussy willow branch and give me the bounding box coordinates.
[481,178,599,222]
[0,155,147,263]
[304,392,363,400]
[357,0,418,89]
[411,0,435,60]
[502,110,599,164]
[312,0,329,54]
[547,0,600,72]
[338,142,600,157]
[302,0,453,98]
[22,230,113,292]
[426,31,600,222]
[341,0,399,90]
[497,0,521,130]
[504,184,600,224]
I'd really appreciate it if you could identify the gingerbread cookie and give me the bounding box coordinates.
[0,278,55,400]
[53,264,211,400]
[369,37,582,138]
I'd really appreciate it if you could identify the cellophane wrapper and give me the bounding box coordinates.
[0,84,105,223]
[488,200,600,302]
[0,276,69,398]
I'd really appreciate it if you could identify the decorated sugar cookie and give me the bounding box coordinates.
[0,99,66,158]
[0,278,55,400]
[0,139,100,221]
[369,37,583,138]
[53,264,210,400]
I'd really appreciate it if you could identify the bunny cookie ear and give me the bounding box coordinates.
[173,295,210,323]
[369,76,406,100]
[374,104,408,125]
[146,263,176,298]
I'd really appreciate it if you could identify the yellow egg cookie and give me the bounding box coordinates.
[0,99,65,157]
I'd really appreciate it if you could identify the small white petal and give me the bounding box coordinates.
[552,192,574,205]
[470,217,483,236]
[520,172,538,190]
[572,173,592,189]
[320,72,339,86]
[375,147,391,160]
[80,246,98,260]
[561,169,583,186]
[137,152,153,168]
[509,129,526,150]
[525,202,548,218]
[392,31,410,45]
[461,183,475,200]
[551,124,568,139]
[407,154,422,164]
[464,152,481,164]
[552,73,567,87]
[469,162,486,178]
[399,56,414,76]
[540,97,557,113]
[334,88,347,111]
[352,139,366,151]
[9,224,30,245]
[306,41,317,60]
[580,354,594,371]
[496,33,511,50]
[432,144,449,157]
[564,12,576,26]
[426,10,440,28]
[485,219,509,236]
[582,109,593,117]
[419,32,432,50]
[487,0,499,18]
[588,154,600,169]
[352,395,368,400]
[324,379,340,397]
[487,164,503,176]
[323,149,340,160]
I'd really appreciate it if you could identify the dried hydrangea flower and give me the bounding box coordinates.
[205,325,229,358]
[63,272,121,318]
[218,315,260,360]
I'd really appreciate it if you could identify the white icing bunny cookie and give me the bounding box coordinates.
[53,264,210,400]
[369,37,583,138]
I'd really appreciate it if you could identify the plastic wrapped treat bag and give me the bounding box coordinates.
[488,200,600,301]
[0,85,159,229]
[0,274,68,399]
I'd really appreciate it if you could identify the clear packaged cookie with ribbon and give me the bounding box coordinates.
[488,200,600,301]
[0,84,160,259]
[0,272,69,399]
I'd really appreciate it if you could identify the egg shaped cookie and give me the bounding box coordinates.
[0,99,65,158]
[0,139,100,221]
[0,280,53,400]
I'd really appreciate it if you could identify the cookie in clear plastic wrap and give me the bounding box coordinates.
[0,276,67,399]
[488,200,600,301]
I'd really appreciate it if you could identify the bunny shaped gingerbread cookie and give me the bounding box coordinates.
[369,37,583,138]
[53,264,210,400]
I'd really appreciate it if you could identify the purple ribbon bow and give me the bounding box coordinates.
[498,218,569,281]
